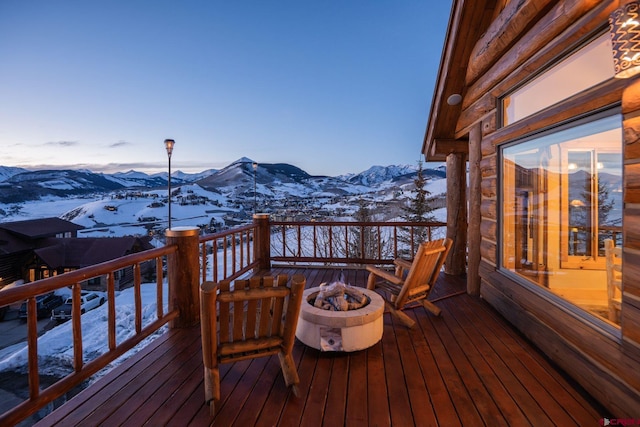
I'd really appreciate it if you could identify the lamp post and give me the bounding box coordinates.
[164,139,175,229]
[252,161,258,214]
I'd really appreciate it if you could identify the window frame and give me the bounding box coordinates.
[497,108,623,334]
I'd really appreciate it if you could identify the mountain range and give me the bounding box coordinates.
[0,158,446,204]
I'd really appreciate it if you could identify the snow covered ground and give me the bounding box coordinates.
[0,282,168,380]
[0,177,449,389]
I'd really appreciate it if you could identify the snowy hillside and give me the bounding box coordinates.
[0,160,448,236]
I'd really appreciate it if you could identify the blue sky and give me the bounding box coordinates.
[0,1,451,176]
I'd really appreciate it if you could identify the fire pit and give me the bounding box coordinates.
[295,282,384,352]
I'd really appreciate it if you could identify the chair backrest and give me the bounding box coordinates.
[200,274,306,365]
[396,238,453,307]
[604,239,622,320]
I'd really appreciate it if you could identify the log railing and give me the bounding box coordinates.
[199,223,259,283]
[269,220,447,266]
[0,216,444,425]
[0,245,177,426]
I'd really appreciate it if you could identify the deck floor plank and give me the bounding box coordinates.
[455,294,577,425]
[344,348,367,425]
[365,340,391,427]
[444,293,558,426]
[299,353,332,427]
[418,310,485,425]
[435,295,532,426]
[409,309,462,427]
[390,312,439,425]
[470,297,602,424]
[322,353,349,427]
[33,269,605,427]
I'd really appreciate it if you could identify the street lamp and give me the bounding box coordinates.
[164,139,175,229]
[252,161,258,214]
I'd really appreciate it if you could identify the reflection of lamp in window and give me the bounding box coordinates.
[570,199,586,207]
[597,162,604,169]
[568,163,578,170]
[609,1,640,78]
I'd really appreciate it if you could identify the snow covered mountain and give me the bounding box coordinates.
[0,159,447,235]
[0,159,439,204]
[0,166,29,182]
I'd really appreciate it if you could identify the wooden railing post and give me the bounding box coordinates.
[254,213,271,271]
[166,226,200,328]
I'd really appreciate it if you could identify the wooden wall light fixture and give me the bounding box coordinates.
[609,1,640,78]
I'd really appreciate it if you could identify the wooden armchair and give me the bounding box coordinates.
[200,274,306,415]
[604,239,622,323]
[366,238,453,328]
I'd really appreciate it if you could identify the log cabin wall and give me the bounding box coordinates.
[427,0,640,416]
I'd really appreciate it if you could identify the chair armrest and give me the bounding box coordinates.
[394,258,412,270]
[366,265,403,285]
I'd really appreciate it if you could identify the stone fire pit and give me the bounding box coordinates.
[295,282,384,352]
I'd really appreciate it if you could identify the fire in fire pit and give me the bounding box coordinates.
[310,281,370,311]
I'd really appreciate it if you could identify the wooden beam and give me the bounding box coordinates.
[467,123,482,295]
[430,139,469,158]
[445,153,467,275]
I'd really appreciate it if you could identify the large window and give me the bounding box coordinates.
[501,114,623,324]
[501,33,614,126]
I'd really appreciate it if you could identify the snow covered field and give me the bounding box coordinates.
[0,282,168,379]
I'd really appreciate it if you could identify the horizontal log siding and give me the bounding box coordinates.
[480,266,640,415]
[623,80,640,351]
[462,0,640,416]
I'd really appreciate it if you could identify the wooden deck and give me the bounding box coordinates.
[35,267,604,426]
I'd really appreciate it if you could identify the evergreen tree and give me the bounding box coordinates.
[399,160,436,257]
[349,198,381,261]
[403,160,435,222]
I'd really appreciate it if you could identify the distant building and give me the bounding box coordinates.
[0,217,153,290]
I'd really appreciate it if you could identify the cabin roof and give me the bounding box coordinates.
[0,217,85,240]
[33,237,153,269]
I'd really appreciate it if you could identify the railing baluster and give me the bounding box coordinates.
[156,257,163,319]
[212,240,218,283]
[134,263,142,333]
[329,225,334,259]
[72,282,83,373]
[394,226,398,258]
[223,236,228,278]
[108,273,116,350]
[232,233,237,275]
[27,297,39,400]
[201,240,207,282]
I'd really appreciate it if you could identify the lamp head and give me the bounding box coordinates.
[609,2,640,78]
[164,139,175,156]
[252,161,258,170]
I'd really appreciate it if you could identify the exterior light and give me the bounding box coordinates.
[164,139,175,229]
[446,93,462,106]
[609,1,640,78]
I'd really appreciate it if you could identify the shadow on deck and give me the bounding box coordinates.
[36,267,604,426]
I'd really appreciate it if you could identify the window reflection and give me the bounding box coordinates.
[502,33,614,126]
[501,115,623,325]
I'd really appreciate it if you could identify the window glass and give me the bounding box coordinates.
[502,33,614,126]
[501,114,623,325]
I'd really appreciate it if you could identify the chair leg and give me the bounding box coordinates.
[366,273,376,290]
[420,299,442,316]
[278,351,300,390]
[386,302,416,328]
[204,366,220,410]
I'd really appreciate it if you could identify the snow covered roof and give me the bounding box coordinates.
[34,237,153,269]
[0,217,84,239]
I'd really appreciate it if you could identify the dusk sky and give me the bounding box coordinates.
[0,1,451,176]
